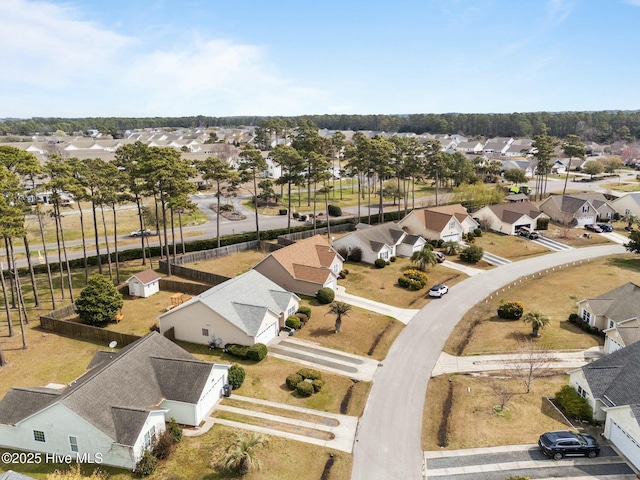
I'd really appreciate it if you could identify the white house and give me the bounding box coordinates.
[568,341,640,470]
[159,270,299,347]
[473,201,546,235]
[576,282,640,332]
[398,204,478,243]
[603,317,640,354]
[126,270,161,298]
[611,192,640,218]
[332,223,425,264]
[0,333,230,470]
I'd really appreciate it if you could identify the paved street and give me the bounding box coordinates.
[351,244,627,480]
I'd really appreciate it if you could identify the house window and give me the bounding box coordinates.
[33,430,45,443]
[69,436,78,453]
[449,220,455,229]
[380,250,389,260]
[143,425,156,449]
[202,328,209,337]
[581,310,591,324]
[332,263,339,273]
[287,305,296,317]
[582,205,590,213]
[626,209,631,215]
[577,385,589,399]
[608,320,614,329]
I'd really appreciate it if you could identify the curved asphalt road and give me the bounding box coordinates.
[351,243,627,480]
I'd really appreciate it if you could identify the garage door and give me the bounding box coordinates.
[325,280,336,291]
[610,420,640,469]
[255,321,277,344]
[442,233,460,242]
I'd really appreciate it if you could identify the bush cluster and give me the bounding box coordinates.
[568,315,603,337]
[536,217,549,230]
[374,258,386,268]
[285,315,302,330]
[473,228,483,237]
[554,385,593,421]
[497,301,524,320]
[228,364,246,390]
[429,239,445,248]
[327,204,342,217]
[348,246,362,262]
[316,287,335,304]
[166,417,183,444]
[398,269,428,290]
[389,256,397,262]
[296,306,312,319]
[225,343,268,362]
[338,268,349,279]
[285,369,324,396]
[134,450,158,477]
[459,245,484,263]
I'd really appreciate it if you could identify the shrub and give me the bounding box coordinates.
[568,313,580,324]
[228,364,246,390]
[295,312,308,325]
[312,379,324,392]
[590,326,599,335]
[226,344,250,359]
[327,204,342,217]
[134,450,157,477]
[473,228,483,237]
[349,246,362,262]
[76,274,124,326]
[296,306,312,319]
[166,417,183,444]
[285,315,301,330]
[460,245,484,264]
[497,301,524,320]
[286,373,303,390]
[247,343,268,361]
[316,287,335,304]
[374,258,386,268]
[151,430,174,460]
[403,269,428,287]
[296,381,314,397]
[338,268,349,279]
[536,217,549,230]
[398,276,422,290]
[297,368,322,380]
[466,232,475,242]
[554,385,593,421]
[389,256,397,262]
[336,247,349,259]
[429,239,439,248]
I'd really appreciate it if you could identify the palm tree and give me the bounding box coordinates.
[410,246,437,271]
[442,240,460,256]
[522,311,550,337]
[328,301,352,333]
[221,434,267,476]
[621,213,638,231]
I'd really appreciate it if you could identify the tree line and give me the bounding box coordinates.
[2,110,640,143]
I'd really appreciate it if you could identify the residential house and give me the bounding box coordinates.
[501,159,534,177]
[159,270,299,346]
[576,282,640,332]
[611,192,640,218]
[483,137,514,156]
[604,318,640,354]
[0,333,230,470]
[454,141,483,155]
[253,235,343,295]
[567,341,640,469]
[126,270,161,298]
[539,193,616,226]
[472,201,545,235]
[398,204,478,243]
[332,223,426,264]
[503,139,533,158]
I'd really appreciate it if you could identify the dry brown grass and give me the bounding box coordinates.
[186,249,268,277]
[294,299,403,360]
[423,374,570,450]
[220,356,371,417]
[444,254,640,355]
[542,223,613,247]
[340,258,466,308]
[472,232,549,260]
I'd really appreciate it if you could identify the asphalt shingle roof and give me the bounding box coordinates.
[582,340,640,407]
[585,282,640,322]
[0,333,219,446]
[128,269,162,285]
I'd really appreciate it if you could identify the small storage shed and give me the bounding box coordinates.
[126,269,162,298]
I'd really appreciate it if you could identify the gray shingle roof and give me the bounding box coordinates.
[343,223,406,254]
[585,282,640,322]
[0,471,37,480]
[160,270,297,337]
[0,333,220,446]
[582,340,640,407]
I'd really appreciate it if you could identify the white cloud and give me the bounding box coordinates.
[0,0,328,117]
[546,0,575,25]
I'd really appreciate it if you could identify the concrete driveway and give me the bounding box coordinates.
[424,444,637,480]
[351,244,627,480]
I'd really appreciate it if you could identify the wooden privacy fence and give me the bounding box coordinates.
[171,240,261,265]
[39,316,142,347]
[277,223,354,245]
[159,278,211,296]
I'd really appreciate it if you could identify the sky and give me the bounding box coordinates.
[1,0,639,119]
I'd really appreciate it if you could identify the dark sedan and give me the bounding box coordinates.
[597,223,614,232]
[585,224,603,233]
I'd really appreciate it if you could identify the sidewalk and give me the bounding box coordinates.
[431,347,604,377]
[334,285,419,324]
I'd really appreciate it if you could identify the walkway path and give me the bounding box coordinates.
[184,394,358,453]
[351,244,626,480]
[334,285,419,325]
[431,347,603,377]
